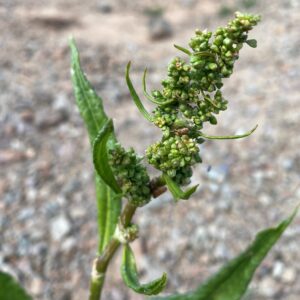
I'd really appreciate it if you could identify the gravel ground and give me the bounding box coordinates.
[1,0,300,299]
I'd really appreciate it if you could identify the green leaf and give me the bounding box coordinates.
[174,44,192,55]
[163,174,198,201]
[126,62,153,122]
[0,271,32,300]
[246,39,257,48]
[121,244,167,295]
[70,38,121,253]
[143,69,176,106]
[193,51,216,58]
[69,38,109,142]
[93,119,122,194]
[153,207,298,300]
[95,177,122,253]
[199,124,258,140]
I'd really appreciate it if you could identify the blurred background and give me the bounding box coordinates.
[0,0,300,299]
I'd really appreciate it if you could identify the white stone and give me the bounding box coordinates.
[259,277,278,297]
[282,268,297,283]
[272,260,284,278]
[30,277,43,295]
[61,237,76,252]
[50,214,71,241]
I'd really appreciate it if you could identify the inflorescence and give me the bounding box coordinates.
[146,12,260,185]
[109,12,260,205]
[108,144,151,207]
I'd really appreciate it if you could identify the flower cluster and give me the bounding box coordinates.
[146,135,201,185]
[109,144,151,207]
[146,12,260,184]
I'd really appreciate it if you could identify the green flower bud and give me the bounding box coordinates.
[208,63,218,71]
[223,38,233,47]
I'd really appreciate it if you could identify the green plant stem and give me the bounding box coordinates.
[88,260,105,300]
[88,177,167,300]
[88,202,137,300]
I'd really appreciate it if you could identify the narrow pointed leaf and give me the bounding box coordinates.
[199,124,258,140]
[126,62,153,122]
[103,193,123,246]
[142,68,156,103]
[93,119,122,194]
[95,176,122,253]
[153,207,298,300]
[246,39,257,48]
[143,69,176,106]
[70,38,121,253]
[70,38,109,141]
[204,96,219,109]
[0,271,32,300]
[163,174,198,201]
[194,51,216,58]
[121,244,167,295]
[174,44,192,55]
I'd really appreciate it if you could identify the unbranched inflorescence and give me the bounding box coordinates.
[108,12,260,206]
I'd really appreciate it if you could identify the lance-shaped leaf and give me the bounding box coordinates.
[121,244,167,295]
[70,38,110,141]
[143,69,175,106]
[204,96,219,109]
[93,119,122,194]
[126,62,153,122]
[0,271,32,300]
[70,39,121,253]
[163,174,198,201]
[199,124,258,140]
[153,207,298,300]
[193,51,216,58]
[174,44,192,55]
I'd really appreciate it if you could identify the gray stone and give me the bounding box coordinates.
[18,234,31,256]
[17,207,35,221]
[52,93,70,113]
[207,164,229,183]
[148,17,172,40]
[214,243,231,260]
[43,202,61,218]
[35,108,68,130]
[96,1,112,13]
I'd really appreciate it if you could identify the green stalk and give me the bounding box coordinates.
[88,203,137,300]
[88,261,105,300]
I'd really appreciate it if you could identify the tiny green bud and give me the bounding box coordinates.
[208,63,218,71]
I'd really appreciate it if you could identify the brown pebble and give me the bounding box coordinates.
[0,149,27,165]
[20,109,35,123]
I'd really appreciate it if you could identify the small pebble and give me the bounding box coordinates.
[50,215,71,242]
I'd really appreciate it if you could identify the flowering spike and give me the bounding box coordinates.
[146,13,260,186]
